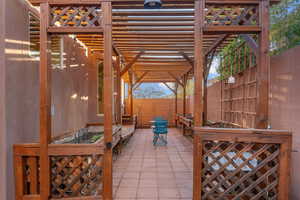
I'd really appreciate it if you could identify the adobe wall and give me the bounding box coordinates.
[0,0,6,198]
[270,45,300,199]
[207,81,222,122]
[0,0,99,198]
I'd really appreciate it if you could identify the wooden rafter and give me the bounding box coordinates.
[132,72,148,88]
[168,72,184,87]
[204,34,228,56]
[120,50,144,76]
[162,82,176,94]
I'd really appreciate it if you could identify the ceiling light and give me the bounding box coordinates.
[144,0,162,9]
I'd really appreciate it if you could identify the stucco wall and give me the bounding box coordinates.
[0,0,99,198]
[51,36,90,137]
[0,0,7,198]
[270,45,300,199]
[88,53,103,124]
[4,0,40,199]
[207,81,222,122]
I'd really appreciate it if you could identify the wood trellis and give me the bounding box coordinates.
[220,41,258,128]
[193,128,292,200]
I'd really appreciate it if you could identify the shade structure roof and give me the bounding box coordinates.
[29,0,276,82]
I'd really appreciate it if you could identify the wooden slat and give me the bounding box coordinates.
[204,25,261,34]
[48,144,104,155]
[48,27,103,34]
[14,144,40,156]
[14,156,25,200]
[28,157,38,194]
[23,195,41,200]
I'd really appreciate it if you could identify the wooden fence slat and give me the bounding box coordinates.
[14,155,25,200]
[28,157,39,194]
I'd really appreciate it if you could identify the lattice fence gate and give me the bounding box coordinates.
[193,128,292,200]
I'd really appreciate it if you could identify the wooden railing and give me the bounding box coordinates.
[193,127,292,200]
[14,143,104,200]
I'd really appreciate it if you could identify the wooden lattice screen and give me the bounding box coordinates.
[220,41,257,128]
[14,144,104,200]
[193,128,292,200]
[205,4,259,26]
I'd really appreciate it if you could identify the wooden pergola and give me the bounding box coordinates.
[13,0,289,200]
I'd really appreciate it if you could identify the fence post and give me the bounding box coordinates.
[193,134,202,200]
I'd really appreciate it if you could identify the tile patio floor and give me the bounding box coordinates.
[113,128,193,200]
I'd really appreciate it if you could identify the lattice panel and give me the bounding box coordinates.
[205,4,259,26]
[201,141,280,199]
[50,6,102,27]
[50,155,103,198]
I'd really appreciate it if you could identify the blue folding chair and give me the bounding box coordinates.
[152,119,168,146]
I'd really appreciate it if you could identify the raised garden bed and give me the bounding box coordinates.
[52,125,122,144]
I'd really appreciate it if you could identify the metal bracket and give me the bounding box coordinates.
[106,142,112,150]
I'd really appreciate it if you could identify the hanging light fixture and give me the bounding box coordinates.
[144,0,162,9]
[228,75,235,84]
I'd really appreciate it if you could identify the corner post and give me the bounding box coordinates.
[183,76,187,135]
[103,2,113,199]
[194,0,204,127]
[128,71,134,118]
[116,56,122,124]
[39,3,51,200]
[256,0,270,128]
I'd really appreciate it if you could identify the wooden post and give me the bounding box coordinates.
[278,137,292,199]
[128,71,134,118]
[39,3,51,200]
[203,57,208,124]
[193,134,202,200]
[194,0,204,127]
[175,83,178,127]
[256,0,270,129]
[116,56,122,124]
[103,2,113,199]
[183,76,187,135]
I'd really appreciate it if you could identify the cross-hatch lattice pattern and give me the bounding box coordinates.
[50,155,103,198]
[205,4,259,26]
[50,6,102,27]
[201,141,280,200]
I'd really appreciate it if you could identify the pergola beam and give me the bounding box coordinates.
[204,34,228,56]
[132,72,148,88]
[162,82,176,95]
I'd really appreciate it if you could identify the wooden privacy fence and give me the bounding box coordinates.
[193,127,292,200]
[14,143,104,200]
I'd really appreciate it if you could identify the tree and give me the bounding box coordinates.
[270,0,300,54]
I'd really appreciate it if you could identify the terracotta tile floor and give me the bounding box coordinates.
[113,128,193,200]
